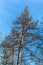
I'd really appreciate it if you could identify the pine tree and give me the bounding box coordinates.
[1,7,43,65]
[1,37,14,65]
[11,7,43,65]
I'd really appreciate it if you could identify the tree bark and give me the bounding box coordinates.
[17,33,24,65]
[12,47,14,65]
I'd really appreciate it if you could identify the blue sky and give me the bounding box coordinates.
[0,0,43,38]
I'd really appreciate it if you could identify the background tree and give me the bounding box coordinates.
[1,36,15,65]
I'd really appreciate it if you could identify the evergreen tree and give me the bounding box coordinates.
[11,7,43,65]
[1,7,43,65]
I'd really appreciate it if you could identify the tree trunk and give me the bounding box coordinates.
[17,45,22,65]
[17,33,24,65]
[12,47,14,65]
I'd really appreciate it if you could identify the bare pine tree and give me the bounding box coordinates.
[1,7,43,65]
[11,7,43,65]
